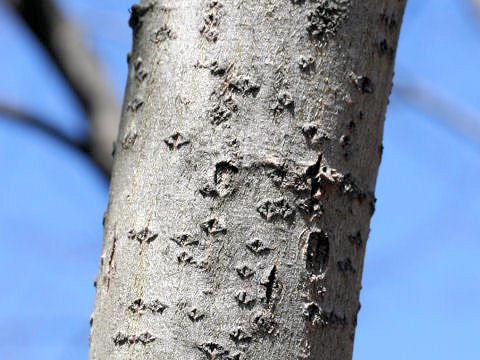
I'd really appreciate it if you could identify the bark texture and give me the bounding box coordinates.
[90,0,406,359]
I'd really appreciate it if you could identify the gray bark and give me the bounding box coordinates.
[90,0,406,359]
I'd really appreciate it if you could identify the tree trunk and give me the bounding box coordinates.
[89,0,406,359]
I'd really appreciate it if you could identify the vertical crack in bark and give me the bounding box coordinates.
[106,235,117,291]
[262,265,277,304]
[306,231,329,275]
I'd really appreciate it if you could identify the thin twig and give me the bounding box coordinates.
[394,82,480,145]
[0,101,110,178]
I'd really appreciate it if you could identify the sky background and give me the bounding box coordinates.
[0,0,479,359]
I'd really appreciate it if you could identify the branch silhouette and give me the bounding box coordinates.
[4,0,120,175]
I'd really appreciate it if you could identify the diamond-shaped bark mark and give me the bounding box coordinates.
[133,57,148,82]
[277,91,294,107]
[378,38,394,58]
[337,257,356,274]
[295,197,324,221]
[318,286,327,298]
[151,25,176,43]
[208,60,229,76]
[187,307,206,322]
[227,75,260,96]
[209,94,238,125]
[136,332,156,344]
[177,251,194,264]
[236,264,255,279]
[353,75,375,94]
[194,258,210,270]
[164,132,190,150]
[113,332,128,346]
[339,174,370,202]
[272,91,294,113]
[298,55,315,72]
[197,342,227,359]
[200,218,226,235]
[257,198,295,222]
[128,299,167,314]
[127,97,144,112]
[246,238,271,255]
[122,131,137,150]
[229,327,252,343]
[235,290,256,306]
[251,311,276,334]
[135,68,148,82]
[303,302,346,327]
[128,298,146,314]
[128,228,158,244]
[318,165,342,183]
[170,233,198,246]
[348,231,362,247]
[322,310,347,328]
[148,299,168,314]
[301,122,329,145]
[113,332,155,346]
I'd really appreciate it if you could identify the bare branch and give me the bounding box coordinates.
[4,0,120,175]
[0,101,110,178]
[394,82,480,145]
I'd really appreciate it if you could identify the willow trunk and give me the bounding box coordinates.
[89,0,406,359]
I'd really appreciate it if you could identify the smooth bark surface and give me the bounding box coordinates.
[90,0,406,359]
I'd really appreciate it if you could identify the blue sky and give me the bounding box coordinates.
[0,1,479,359]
